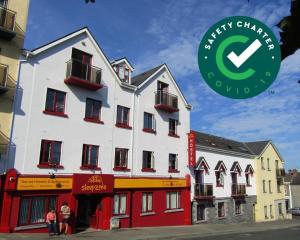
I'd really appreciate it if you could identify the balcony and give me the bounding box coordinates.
[194,183,214,200]
[0,7,16,40]
[64,59,103,91]
[231,184,246,197]
[155,91,179,113]
[276,168,285,178]
[0,63,8,94]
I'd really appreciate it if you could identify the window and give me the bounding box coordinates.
[270,205,274,218]
[267,158,270,170]
[18,196,56,226]
[278,203,283,215]
[82,144,99,168]
[277,180,282,193]
[261,157,265,170]
[39,140,62,166]
[263,180,266,193]
[197,204,205,221]
[85,98,102,122]
[142,193,153,213]
[114,148,129,170]
[143,112,155,132]
[115,65,129,83]
[166,192,181,210]
[113,194,127,215]
[217,202,225,218]
[246,174,251,186]
[264,206,268,219]
[116,105,130,126]
[45,89,66,114]
[216,171,225,187]
[275,160,279,169]
[169,153,178,172]
[169,119,178,136]
[142,151,154,170]
[235,200,242,215]
[269,180,272,193]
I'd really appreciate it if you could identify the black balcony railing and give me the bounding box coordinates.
[231,183,246,196]
[65,59,102,90]
[0,63,8,93]
[0,7,16,40]
[194,183,214,198]
[155,91,178,112]
[276,168,285,178]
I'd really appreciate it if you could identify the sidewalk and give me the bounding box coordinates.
[1,219,300,240]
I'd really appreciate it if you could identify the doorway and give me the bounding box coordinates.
[76,195,101,231]
[197,204,206,221]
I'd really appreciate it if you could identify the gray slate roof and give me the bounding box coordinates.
[193,131,253,155]
[131,64,163,86]
[245,141,270,155]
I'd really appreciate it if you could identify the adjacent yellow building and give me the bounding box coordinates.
[0,0,30,157]
[246,141,290,222]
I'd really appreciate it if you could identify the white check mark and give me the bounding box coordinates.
[227,39,262,68]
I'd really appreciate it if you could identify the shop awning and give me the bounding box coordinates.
[0,131,9,154]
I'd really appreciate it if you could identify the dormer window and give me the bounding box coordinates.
[114,65,130,83]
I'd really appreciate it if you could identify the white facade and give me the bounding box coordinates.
[0,28,191,179]
[192,149,256,198]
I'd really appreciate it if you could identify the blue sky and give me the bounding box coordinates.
[25,0,300,170]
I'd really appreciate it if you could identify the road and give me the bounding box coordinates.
[176,226,300,240]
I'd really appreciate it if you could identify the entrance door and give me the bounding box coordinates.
[197,204,205,221]
[71,48,92,80]
[76,195,101,231]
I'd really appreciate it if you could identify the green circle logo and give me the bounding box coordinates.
[198,16,281,99]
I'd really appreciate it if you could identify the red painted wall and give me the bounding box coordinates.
[117,187,191,228]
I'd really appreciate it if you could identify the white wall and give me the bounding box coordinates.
[4,31,190,180]
[191,149,256,198]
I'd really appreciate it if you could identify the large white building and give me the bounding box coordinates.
[189,131,257,224]
[0,27,192,233]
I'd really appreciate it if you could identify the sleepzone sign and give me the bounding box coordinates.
[198,16,281,99]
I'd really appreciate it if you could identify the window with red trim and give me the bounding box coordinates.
[169,153,178,171]
[216,171,225,187]
[169,119,178,136]
[45,89,66,114]
[142,151,155,170]
[142,192,153,213]
[246,173,251,186]
[39,140,62,166]
[85,98,102,121]
[116,105,130,126]
[18,196,56,226]
[166,191,181,210]
[113,193,127,215]
[114,148,128,169]
[114,65,129,83]
[82,144,99,168]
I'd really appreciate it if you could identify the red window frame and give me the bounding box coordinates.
[39,140,62,167]
[18,196,57,226]
[81,144,100,170]
[166,191,181,210]
[216,171,225,187]
[168,119,179,137]
[168,153,179,172]
[114,148,129,171]
[84,98,103,123]
[116,105,131,127]
[115,65,129,83]
[44,88,67,116]
[218,202,225,218]
[113,193,127,215]
[141,192,153,213]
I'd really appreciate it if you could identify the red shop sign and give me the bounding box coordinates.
[188,132,196,167]
[72,174,114,194]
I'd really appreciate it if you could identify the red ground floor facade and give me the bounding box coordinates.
[0,169,191,233]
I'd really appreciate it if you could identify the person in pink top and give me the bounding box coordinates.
[46,208,58,236]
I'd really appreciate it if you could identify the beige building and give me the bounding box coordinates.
[246,141,290,222]
[0,0,30,158]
